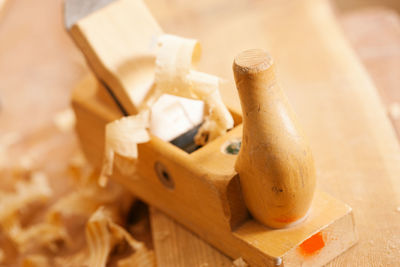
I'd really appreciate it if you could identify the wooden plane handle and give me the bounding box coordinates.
[233,49,316,228]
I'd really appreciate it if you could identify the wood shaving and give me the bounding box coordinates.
[107,33,232,151]
[154,34,233,145]
[49,170,126,217]
[0,171,52,221]
[85,206,155,267]
[68,151,90,182]
[53,108,76,132]
[232,257,248,267]
[101,111,150,184]
[0,130,144,266]
[187,71,234,145]
[155,34,201,99]
[8,212,68,253]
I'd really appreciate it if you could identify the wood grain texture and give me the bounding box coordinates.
[150,207,232,267]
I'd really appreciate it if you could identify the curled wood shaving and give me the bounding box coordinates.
[101,111,150,185]
[49,190,104,217]
[8,212,68,253]
[0,171,52,221]
[0,171,68,256]
[49,170,126,218]
[0,134,139,265]
[53,108,76,132]
[86,208,112,267]
[232,257,248,267]
[155,34,201,98]
[154,34,233,145]
[86,207,155,267]
[68,151,90,182]
[188,71,234,145]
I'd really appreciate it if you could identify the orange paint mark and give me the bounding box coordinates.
[298,232,325,257]
[274,216,297,224]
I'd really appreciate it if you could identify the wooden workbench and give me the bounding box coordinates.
[0,0,399,266]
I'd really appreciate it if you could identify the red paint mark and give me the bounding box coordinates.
[298,232,325,257]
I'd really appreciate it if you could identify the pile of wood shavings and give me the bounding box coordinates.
[0,155,154,266]
[0,110,155,267]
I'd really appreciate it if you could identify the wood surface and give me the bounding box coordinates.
[233,49,316,228]
[146,1,400,266]
[0,0,87,193]
[150,207,232,267]
[341,7,400,140]
[0,0,399,266]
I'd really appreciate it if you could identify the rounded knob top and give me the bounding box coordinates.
[233,49,274,75]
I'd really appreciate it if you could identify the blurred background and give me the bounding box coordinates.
[1,0,399,135]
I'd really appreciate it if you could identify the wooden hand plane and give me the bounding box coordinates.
[65,0,357,266]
